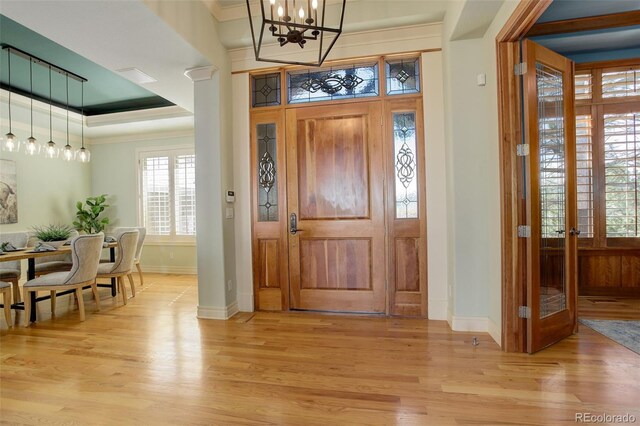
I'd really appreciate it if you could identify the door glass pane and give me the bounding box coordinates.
[386,57,420,95]
[393,112,418,219]
[536,62,567,318]
[257,123,279,222]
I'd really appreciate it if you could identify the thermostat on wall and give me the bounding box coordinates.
[226,191,235,203]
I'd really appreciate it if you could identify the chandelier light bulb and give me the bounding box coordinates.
[44,140,59,159]
[277,5,284,17]
[298,6,304,19]
[312,0,318,10]
[77,146,90,163]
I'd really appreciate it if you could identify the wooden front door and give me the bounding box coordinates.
[522,40,578,353]
[286,102,386,313]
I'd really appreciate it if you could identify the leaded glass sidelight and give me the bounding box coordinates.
[287,62,379,104]
[386,57,420,95]
[252,73,281,108]
[256,123,279,221]
[394,112,418,219]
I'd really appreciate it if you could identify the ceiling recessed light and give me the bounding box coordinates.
[116,67,157,84]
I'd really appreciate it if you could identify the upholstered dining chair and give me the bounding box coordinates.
[0,281,12,327]
[109,227,146,286]
[0,231,28,303]
[96,229,139,305]
[29,230,80,276]
[23,233,104,326]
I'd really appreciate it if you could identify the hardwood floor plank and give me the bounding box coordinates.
[2,274,639,425]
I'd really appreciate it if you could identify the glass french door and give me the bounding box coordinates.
[522,40,578,353]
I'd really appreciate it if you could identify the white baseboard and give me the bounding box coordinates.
[197,301,239,320]
[142,266,197,275]
[237,292,254,312]
[428,299,448,320]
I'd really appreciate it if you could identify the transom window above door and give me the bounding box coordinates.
[250,55,422,108]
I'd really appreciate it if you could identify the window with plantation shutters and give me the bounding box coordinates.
[139,148,196,239]
[575,61,640,246]
[604,112,639,237]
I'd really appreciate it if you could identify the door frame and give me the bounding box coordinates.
[496,0,552,352]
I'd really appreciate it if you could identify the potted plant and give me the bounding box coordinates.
[73,194,111,236]
[32,224,74,248]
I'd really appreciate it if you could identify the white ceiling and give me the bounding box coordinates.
[206,0,450,49]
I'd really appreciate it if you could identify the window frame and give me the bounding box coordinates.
[575,59,640,248]
[136,145,196,244]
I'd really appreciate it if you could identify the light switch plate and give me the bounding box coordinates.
[225,207,234,219]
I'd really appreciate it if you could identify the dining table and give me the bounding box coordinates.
[0,242,118,322]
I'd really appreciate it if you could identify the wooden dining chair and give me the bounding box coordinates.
[0,281,12,327]
[0,231,28,303]
[96,230,139,305]
[23,233,104,326]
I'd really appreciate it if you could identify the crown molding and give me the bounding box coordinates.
[184,66,218,82]
[229,22,442,72]
[85,106,192,128]
[89,129,195,145]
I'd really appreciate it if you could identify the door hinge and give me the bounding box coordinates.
[517,225,531,238]
[516,144,529,156]
[514,62,527,75]
[518,306,531,319]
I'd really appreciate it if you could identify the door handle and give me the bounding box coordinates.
[290,213,303,235]
[569,227,581,236]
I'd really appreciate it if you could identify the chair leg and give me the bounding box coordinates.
[91,280,101,311]
[127,274,136,297]
[136,262,144,286]
[50,291,56,316]
[23,288,31,327]
[11,278,21,304]
[3,290,11,327]
[75,287,85,321]
[119,277,127,305]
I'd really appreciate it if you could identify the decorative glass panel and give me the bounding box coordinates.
[602,69,640,98]
[287,62,379,104]
[252,73,281,107]
[386,57,420,95]
[393,112,418,219]
[536,62,567,318]
[256,123,279,222]
[574,73,592,101]
[604,112,639,237]
[576,114,594,238]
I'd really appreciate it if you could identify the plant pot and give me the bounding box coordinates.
[44,240,67,248]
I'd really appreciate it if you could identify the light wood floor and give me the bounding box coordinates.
[578,296,640,320]
[1,274,639,425]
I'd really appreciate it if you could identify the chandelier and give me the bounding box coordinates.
[246,0,346,67]
[1,44,91,163]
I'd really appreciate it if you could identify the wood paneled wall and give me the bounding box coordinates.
[578,249,640,296]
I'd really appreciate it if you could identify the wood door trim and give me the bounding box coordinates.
[525,10,640,38]
[497,0,552,352]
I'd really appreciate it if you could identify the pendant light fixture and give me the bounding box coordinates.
[77,81,90,163]
[2,50,20,153]
[43,65,59,159]
[24,58,40,156]
[62,74,74,161]
[246,0,346,66]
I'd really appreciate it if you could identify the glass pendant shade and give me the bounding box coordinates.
[77,146,91,163]
[24,136,40,156]
[62,144,75,161]
[2,132,21,153]
[43,140,60,159]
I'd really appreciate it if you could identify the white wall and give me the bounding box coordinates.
[441,0,520,344]
[0,92,91,234]
[89,131,197,274]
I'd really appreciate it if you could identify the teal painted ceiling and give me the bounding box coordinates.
[0,15,173,116]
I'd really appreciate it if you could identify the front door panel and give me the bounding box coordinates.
[287,102,385,313]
